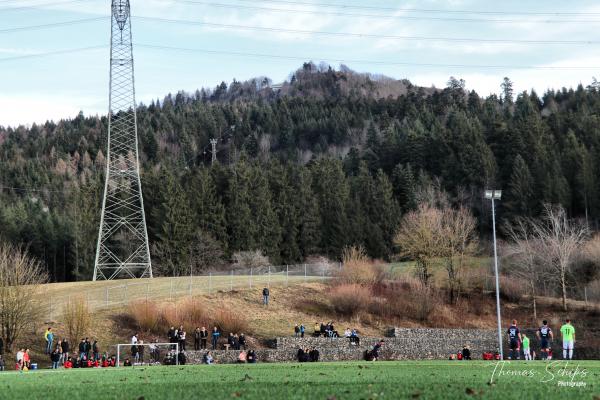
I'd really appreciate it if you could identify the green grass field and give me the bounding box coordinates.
[2,361,599,400]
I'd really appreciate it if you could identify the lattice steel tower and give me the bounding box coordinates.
[93,0,152,280]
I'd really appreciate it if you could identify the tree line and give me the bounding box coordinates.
[1,63,600,281]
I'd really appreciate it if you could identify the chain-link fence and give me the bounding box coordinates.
[44,262,341,321]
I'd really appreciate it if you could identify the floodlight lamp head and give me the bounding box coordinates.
[485,190,502,200]
[112,0,130,31]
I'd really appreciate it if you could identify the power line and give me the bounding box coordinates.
[0,17,106,34]
[162,0,600,24]
[135,16,600,45]
[0,42,597,71]
[223,0,600,23]
[0,0,92,12]
[0,45,106,62]
[135,43,600,71]
[224,0,600,17]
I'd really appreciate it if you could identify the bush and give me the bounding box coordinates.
[63,296,91,344]
[499,275,527,302]
[336,246,383,286]
[231,250,270,269]
[129,300,161,333]
[213,309,249,334]
[585,280,600,303]
[368,279,437,322]
[330,284,372,316]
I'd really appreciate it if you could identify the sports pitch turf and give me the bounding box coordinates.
[1,361,598,399]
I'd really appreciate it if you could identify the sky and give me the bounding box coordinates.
[2,0,600,126]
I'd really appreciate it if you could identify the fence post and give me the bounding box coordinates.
[584,287,588,306]
[170,279,173,301]
[146,282,150,303]
[106,287,109,307]
[304,264,307,283]
[268,265,271,288]
[322,266,325,281]
[230,270,234,291]
[209,272,212,295]
[286,265,289,287]
[250,268,253,289]
[124,284,128,304]
[49,302,53,322]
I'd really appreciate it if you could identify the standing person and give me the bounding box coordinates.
[84,338,91,359]
[0,355,5,371]
[211,327,220,350]
[23,349,31,370]
[61,338,70,365]
[167,327,176,343]
[178,329,186,351]
[300,324,305,338]
[0,336,3,355]
[522,334,532,361]
[536,320,554,360]
[294,324,300,337]
[44,327,54,355]
[560,319,576,360]
[506,320,522,360]
[238,333,246,350]
[131,333,139,345]
[79,339,86,360]
[138,341,145,363]
[92,339,99,361]
[194,327,201,351]
[262,287,270,306]
[16,348,24,371]
[371,340,384,361]
[200,327,208,350]
[51,349,61,369]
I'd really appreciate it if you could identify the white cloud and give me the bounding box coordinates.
[0,94,103,127]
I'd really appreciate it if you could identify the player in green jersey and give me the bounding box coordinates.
[560,319,576,360]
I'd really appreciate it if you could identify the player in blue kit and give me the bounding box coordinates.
[506,319,522,360]
[536,320,553,360]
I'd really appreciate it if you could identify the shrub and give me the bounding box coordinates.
[499,275,527,302]
[213,309,249,334]
[336,246,383,286]
[585,280,600,303]
[231,250,270,269]
[128,300,161,333]
[330,284,372,316]
[63,296,91,343]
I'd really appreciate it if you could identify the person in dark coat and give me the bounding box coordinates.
[194,327,201,351]
[200,327,208,350]
[238,333,246,350]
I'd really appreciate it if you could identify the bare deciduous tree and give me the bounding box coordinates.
[440,206,478,303]
[0,244,48,352]
[529,205,588,311]
[503,219,547,321]
[62,296,91,344]
[394,204,444,285]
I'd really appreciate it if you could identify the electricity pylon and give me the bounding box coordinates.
[93,0,152,281]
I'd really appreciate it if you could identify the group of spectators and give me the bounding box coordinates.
[295,322,360,344]
[313,322,339,338]
[296,348,320,362]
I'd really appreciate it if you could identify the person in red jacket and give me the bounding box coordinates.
[64,358,73,369]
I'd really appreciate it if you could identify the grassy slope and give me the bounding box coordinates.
[1,361,599,400]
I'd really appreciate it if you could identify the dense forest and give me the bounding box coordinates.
[1,63,599,282]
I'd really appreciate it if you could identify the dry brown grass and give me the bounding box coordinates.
[63,295,92,344]
[330,284,371,316]
[499,275,527,302]
[336,246,384,286]
[126,298,248,336]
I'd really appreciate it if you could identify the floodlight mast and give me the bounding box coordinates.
[93,0,152,281]
[485,189,503,359]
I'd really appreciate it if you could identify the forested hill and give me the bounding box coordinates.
[1,63,599,282]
